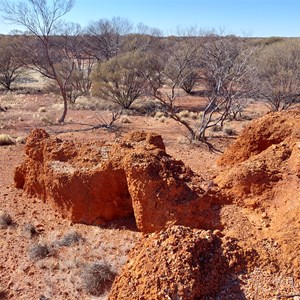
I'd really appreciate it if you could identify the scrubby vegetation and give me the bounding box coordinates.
[22,223,39,239]
[81,262,116,296]
[0,211,12,228]
[28,243,51,261]
[0,134,15,146]
[0,0,299,141]
[56,230,84,247]
[1,2,299,300]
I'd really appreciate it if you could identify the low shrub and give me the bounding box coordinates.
[38,107,47,113]
[34,112,56,125]
[0,134,15,146]
[154,111,166,120]
[211,125,223,132]
[28,243,50,261]
[56,230,84,247]
[119,116,131,124]
[132,99,160,116]
[81,262,116,296]
[224,127,238,136]
[15,136,26,144]
[0,211,12,229]
[22,223,38,239]
[177,110,190,119]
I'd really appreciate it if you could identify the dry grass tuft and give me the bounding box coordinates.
[72,96,119,111]
[119,116,131,124]
[0,211,12,229]
[34,112,56,125]
[224,127,238,136]
[177,110,191,119]
[154,111,167,122]
[0,134,15,146]
[38,106,47,113]
[189,111,199,120]
[28,243,50,261]
[81,262,116,296]
[153,111,165,118]
[22,223,39,239]
[15,136,26,144]
[51,103,64,111]
[211,125,223,132]
[56,230,84,247]
[177,136,190,144]
[176,110,200,122]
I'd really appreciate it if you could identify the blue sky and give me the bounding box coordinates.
[1,0,300,37]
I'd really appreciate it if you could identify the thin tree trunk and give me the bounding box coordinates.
[58,96,68,124]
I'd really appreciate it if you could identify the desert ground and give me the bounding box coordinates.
[0,85,299,300]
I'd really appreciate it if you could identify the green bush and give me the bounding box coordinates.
[92,51,148,109]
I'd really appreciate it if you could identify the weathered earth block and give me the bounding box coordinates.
[15,129,220,232]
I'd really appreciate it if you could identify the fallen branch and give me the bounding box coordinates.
[52,111,122,135]
[94,110,121,128]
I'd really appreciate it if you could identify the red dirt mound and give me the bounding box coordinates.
[218,111,300,167]
[14,129,222,232]
[109,225,255,300]
[216,142,292,202]
[215,110,300,277]
[215,110,300,203]
[14,128,133,225]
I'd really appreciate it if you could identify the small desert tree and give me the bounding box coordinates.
[163,38,199,97]
[143,35,255,142]
[253,39,300,111]
[0,0,75,123]
[91,51,148,109]
[122,23,163,53]
[196,35,255,141]
[0,36,24,90]
[47,23,95,103]
[86,17,133,61]
[140,38,201,139]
